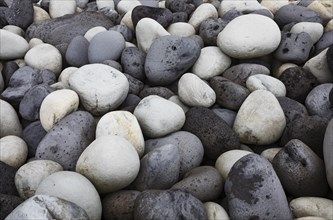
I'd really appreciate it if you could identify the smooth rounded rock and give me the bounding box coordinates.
[21,121,47,158]
[76,136,140,194]
[40,89,79,131]
[218,0,263,17]
[65,36,89,67]
[0,29,29,60]
[246,74,286,97]
[33,6,50,23]
[192,46,231,80]
[189,3,218,31]
[290,197,333,219]
[260,148,281,163]
[84,26,107,42]
[324,119,333,191]
[139,86,175,99]
[24,43,62,76]
[2,25,24,36]
[96,0,114,9]
[204,202,230,220]
[233,90,286,145]
[217,14,281,59]
[212,108,237,127]
[167,22,195,37]
[178,73,216,107]
[225,154,293,220]
[35,171,102,220]
[305,83,333,119]
[290,22,324,43]
[133,95,185,138]
[120,47,146,81]
[0,100,22,138]
[304,48,333,83]
[49,0,76,18]
[215,150,253,180]
[132,5,173,28]
[68,64,129,115]
[0,136,27,169]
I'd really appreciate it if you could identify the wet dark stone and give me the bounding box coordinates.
[0,161,18,196]
[139,87,175,99]
[132,5,173,28]
[0,194,24,220]
[21,120,47,158]
[277,96,309,123]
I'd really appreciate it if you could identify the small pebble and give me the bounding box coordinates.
[0,29,29,60]
[0,100,22,138]
[289,197,333,219]
[0,135,27,169]
[204,202,230,220]
[323,119,333,191]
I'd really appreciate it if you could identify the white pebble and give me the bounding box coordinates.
[246,74,286,97]
[290,22,324,43]
[49,0,76,18]
[167,22,196,37]
[0,136,28,168]
[0,100,22,138]
[0,29,29,60]
[189,3,218,31]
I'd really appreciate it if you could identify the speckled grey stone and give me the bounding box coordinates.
[21,120,47,158]
[35,111,96,170]
[109,24,133,42]
[102,60,123,72]
[172,12,188,23]
[277,96,309,123]
[124,73,144,95]
[1,61,19,87]
[225,154,293,220]
[165,0,196,15]
[121,47,146,81]
[132,5,173,28]
[305,83,333,119]
[199,18,227,46]
[145,35,201,85]
[315,31,333,54]
[0,161,18,196]
[133,189,206,220]
[327,44,333,73]
[65,36,89,67]
[273,139,328,197]
[139,87,175,99]
[4,0,33,29]
[0,194,24,220]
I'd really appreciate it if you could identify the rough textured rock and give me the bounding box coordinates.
[0,194,24,220]
[0,161,18,196]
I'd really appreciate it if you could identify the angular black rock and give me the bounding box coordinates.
[65,35,89,67]
[21,120,47,158]
[0,161,18,196]
[225,154,293,220]
[139,87,175,99]
[121,47,146,81]
[182,107,240,160]
[133,189,206,220]
[1,61,19,87]
[4,0,33,29]
[273,139,328,197]
[132,5,173,28]
[277,96,309,123]
[199,18,227,46]
[35,111,96,170]
[279,66,319,103]
[0,193,24,220]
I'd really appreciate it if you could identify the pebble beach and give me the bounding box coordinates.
[0,0,333,219]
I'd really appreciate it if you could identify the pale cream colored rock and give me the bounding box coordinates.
[290,197,333,219]
[218,0,264,17]
[58,67,78,86]
[14,59,26,68]
[3,25,24,36]
[167,22,196,37]
[50,82,69,90]
[96,111,145,157]
[308,0,332,22]
[136,18,170,53]
[28,38,44,48]
[295,216,326,220]
[233,90,286,145]
[84,26,107,42]
[15,160,63,199]
[0,29,29,60]
[36,171,102,220]
[260,147,282,163]
[192,46,231,80]
[168,95,189,113]
[24,43,62,76]
[189,3,218,31]
[260,0,289,14]
[204,202,230,220]
[0,100,22,138]
[290,22,324,43]
[273,62,298,78]
[303,48,332,83]
[76,136,140,193]
[33,6,50,22]
[117,0,141,15]
[96,0,114,9]
[178,73,216,107]
[40,89,79,131]
[49,0,76,18]
[215,150,252,180]
[134,95,185,138]
[125,42,137,47]
[246,74,286,97]
[120,10,134,31]
[0,136,27,168]
[325,19,333,31]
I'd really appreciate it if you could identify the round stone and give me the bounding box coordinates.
[233,90,286,145]
[0,136,27,168]
[188,3,218,31]
[35,171,102,220]
[40,89,79,131]
[0,99,22,138]
[290,22,324,43]
[217,14,281,59]
[15,160,63,199]
[305,83,333,119]
[204,202,230,220]
[133,95,186,138]
[290,197,333,219]
[246,74,286,97]
[324,119,333,191]
[68,64,129,115]
[24,43,62,76]
[167,22,195,37]
[178,73,216,107]
[0,29,29,60]
[76,136,140,194]
[218,0,263,17]
[84,26,107,42]
[65,36,89,67]
[49,0,76,18]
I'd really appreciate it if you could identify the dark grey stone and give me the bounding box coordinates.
[277,96,309,123]
[212,108,237,127]
[98,8,121,24]
[4,0,33,29]
[145,131,204,178]
[0,161,18,196]
[109,24,133,42]
[280,115,329,158]
[327,44,333,73]
[273,139,328,197]
[172,12,188,23]
[19,84,54,121]
[188,35,204,48]
[133,189,206,220]
[121,47,146,81]
[132,5,173,28]
[120,94,141,110]
[279,66,319,103]
[102,60,123,71]
[0,194,24,220]
[132,144,180,191]
[165,0,196,15]
[139,87,175,99]
[65,36,89,67]
[199,18,227,46]
[210,76,250,110]
[275,32,314,64]
[225,154,293,220]
[26,11,114,56]
[182,107,240,160]
[0,6,8,29]
[315,31,333,54]
[145,35,201,85]
[102,190,141,220]
[222,63,270,87]
[305,83,333,119]
[21,121,47,158]
[124,73,144,95]
[221,9,243,22]
[274,4,322,28]
[35,111,96,170]
[171,166,223,202]
[1,61,19,87]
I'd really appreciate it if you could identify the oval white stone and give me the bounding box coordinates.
[218,0,264,17]
[76,136,140,193]
[49,0,76,18]
[117,0,141,15]
[246,74,286,97]
[233,90,286,145]
[290,197,333,220]
[204,201,230,220]
[0,135,27,168]
[40,89,79,131]
[189,3,218,31]
[0,29,29,60]
[0,100,22,138]
[84,26,107,42]
[96,0,115,9]
[33,6,50,23]
[167,22,196,37]
[178,73,216,107]
[217,14,281,59]
[290,22,324,43]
